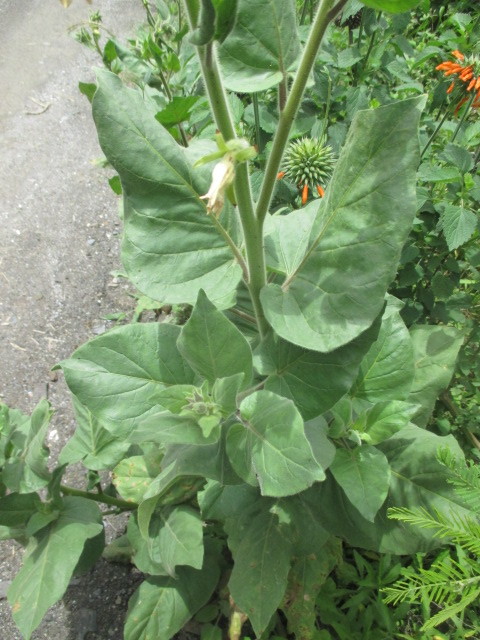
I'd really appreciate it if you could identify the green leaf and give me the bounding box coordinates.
[177,290,253,386]
[439,203,477,251]
[441,143,473,174]
[227,390,325,497]
[92,70,242,307]
[218,0,300,92]
[113,452,163,503]
[354,400,420,444]
[314,425,470,554]
[408,326,463,427]
[255,317,379,420]
[124,541,221,640]
[127,514,168,575]
[418,164,462,183]
[225,498,293,636]
[78,81,96,103]
[360,0,421,12]
[59,396,130,470]
[0,493,40,528]
[351,298,414,402]
[330,445,391,522]
[147,505,204,576]
[3,399,53,493]
[58,323,194,439]
[0,404,30,466]
[155,96,200,127]
[261,98,423,352]
[212,0,238,42]
[212,373,244,415]
[7,497,103,640]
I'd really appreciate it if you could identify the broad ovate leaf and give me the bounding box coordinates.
[92,70,242,307]
[8,497,103,640]
[408,325,463,427]
[227,390,325,497]
[177,290,252,386]
[351,297,414,402]
[218,0,300,92]
[329,445,391,522]
[57,323,194,439]
[261,97,424,352]
[360,0,421,11]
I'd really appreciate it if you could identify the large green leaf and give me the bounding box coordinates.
[353,400,420,444]
[351,298,414,402]
[254,316,379,420]
[7,497,103,640]
[58,323,194,439]
[92,70,242,307]
[2,399,53,493]
[147,505,204,576]
[225,498,293,636]
[361,0,421,11]
[177,290,253,386]
[218,0,300,92]
[59,396,130,470]
[0,493,40,528]
[314,425,471,554]
[261,98,423,352]
[226,390,325,497]
[329,445,391,522]
[113,452,163,503]
[408,326,463,427]
[124,541,221,640]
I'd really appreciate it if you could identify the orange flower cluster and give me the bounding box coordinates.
[436,50,480,113]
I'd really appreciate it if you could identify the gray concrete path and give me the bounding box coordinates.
[0,1,147,637]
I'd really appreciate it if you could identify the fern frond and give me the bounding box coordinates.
[422,587,480,630]
[382,556,480,607]
[388,507,480,556]
[437,447,480,513]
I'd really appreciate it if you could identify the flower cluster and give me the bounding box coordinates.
[277,137,336,205]
[436,50,480,113]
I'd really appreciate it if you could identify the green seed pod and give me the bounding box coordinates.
[282,137,336,191]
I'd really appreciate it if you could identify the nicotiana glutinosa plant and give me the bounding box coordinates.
[0,1,475,639]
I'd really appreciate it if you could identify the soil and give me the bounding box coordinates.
[0,1,150,638]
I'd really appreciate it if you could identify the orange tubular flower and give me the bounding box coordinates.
[436,50,480,114]
[301,184,309,205]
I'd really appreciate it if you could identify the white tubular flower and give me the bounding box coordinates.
[200,155,235,217]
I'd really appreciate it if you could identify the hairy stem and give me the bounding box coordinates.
[60,485,136,510]
[255,0,347,226]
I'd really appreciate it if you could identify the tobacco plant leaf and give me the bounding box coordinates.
[360,0,421,11]
[351,298,414,402]
[124,540,221,640]
[254,315,380,420]
[218,0,300,92]
[0,404,30,467]
[353,400,420,444]
[314,425,471,554]
[92,70,242,307]
[260,97,423,353]
[2,399,53,494]
[329,445,391,522]
[58,323,194,439]
[226,390,325,497]
[59,396,130,470]
[127,513,169,575]
[0,493,41,528]
[146,505,204,576]
[8,497,103,640]
[408,326,464,427]
[177,290,252,386]
[113,453,163,503]
[225,498,293,636]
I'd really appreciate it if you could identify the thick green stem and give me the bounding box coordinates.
[60,485,136,510]
[255,0,347,226]
[183,3,269,337]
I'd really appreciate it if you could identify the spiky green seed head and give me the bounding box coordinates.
[282,137,336,189]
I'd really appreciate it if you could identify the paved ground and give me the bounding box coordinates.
[0,1,148,637]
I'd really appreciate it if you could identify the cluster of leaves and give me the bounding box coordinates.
[2,0,480,639]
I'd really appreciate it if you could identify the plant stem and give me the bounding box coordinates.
[207,211,249,281]
[60,485,136,510]
[451,92,475,143]
[255,0,347,226]
[182,2,269,337]
[420,105,452,159]
[278,77,288,113]
[252,93,262,150]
